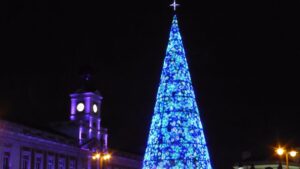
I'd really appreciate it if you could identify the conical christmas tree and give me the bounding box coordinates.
[143,15,213,169]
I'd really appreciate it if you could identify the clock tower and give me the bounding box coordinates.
[69,72,108,152]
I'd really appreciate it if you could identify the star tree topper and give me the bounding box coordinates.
[170,0,180,11]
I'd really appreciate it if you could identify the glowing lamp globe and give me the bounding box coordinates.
[290,150,297,157]
[276,148,285,156]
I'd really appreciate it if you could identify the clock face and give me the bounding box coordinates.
[76,103,85,112]
[93,104,98,113]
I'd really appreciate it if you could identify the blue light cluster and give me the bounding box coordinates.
[143,15,213,169]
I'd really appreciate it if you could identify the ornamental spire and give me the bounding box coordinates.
[143,11,213,169]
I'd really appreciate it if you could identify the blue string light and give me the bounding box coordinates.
[143,15,213,169]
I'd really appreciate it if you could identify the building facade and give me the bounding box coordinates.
[0,73,142,169]
[0,119,90,169]
[233,161,300,169]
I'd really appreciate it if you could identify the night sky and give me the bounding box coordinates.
[2,0,300,168]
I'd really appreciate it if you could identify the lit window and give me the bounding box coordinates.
[2,152,10,169]
[22,155,30,169]
[35,157,41,169]
[47,156,54,169]
[69,160,75,169]
[58,158,65,169]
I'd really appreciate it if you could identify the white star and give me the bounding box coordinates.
[170,0,180,11]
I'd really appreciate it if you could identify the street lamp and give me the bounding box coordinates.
[275,147,297,169]
[92,152,111,169]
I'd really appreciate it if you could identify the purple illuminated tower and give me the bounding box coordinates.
[70,72,108,152]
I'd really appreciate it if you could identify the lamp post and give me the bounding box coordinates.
[92,152,111,169]
[276,147,297,169]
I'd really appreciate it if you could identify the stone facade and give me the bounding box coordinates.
[0,119,142,169]
[0,119,90,169]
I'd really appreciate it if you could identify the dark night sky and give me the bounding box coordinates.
[2,0,300,168]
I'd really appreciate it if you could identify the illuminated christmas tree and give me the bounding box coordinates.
[143,15,213,169]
